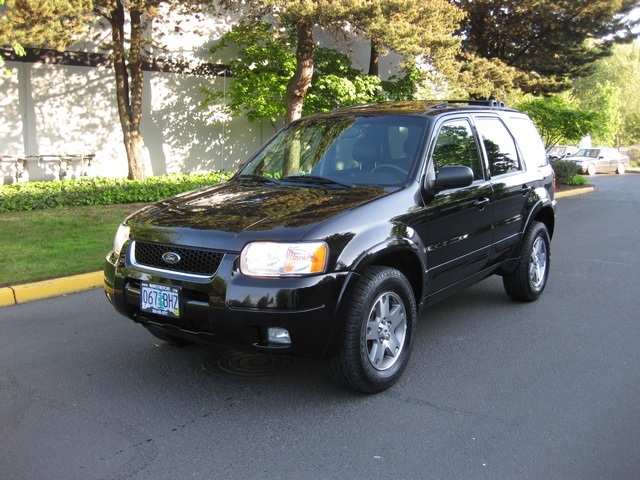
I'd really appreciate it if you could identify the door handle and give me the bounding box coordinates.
[521,185,533,195]
[474,197,490,210]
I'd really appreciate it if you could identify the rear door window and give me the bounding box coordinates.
[475,117,520,176]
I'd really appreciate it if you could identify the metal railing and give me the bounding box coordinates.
[0,154,95,184]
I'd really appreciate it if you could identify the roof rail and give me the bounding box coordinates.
[469,99,505,108]
[441,99,506,108]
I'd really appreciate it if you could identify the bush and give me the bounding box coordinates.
[550,159,581,185]
[565,174,588,186]
[0,172,234,213]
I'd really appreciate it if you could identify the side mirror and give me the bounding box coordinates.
[434,165,474,190]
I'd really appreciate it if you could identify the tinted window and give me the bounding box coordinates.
[240,116,427,186]
[509,116,548,168]
[431,119,483,180]
[475,117,520,176]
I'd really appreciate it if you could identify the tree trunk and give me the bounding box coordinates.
[285,19,315,125]
[109,0,147,181]
[368,41,379,77]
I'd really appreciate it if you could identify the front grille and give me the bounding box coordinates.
[132,241,224,276]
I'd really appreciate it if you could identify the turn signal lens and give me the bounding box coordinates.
[240,242,328,277]
[113,224,130,256]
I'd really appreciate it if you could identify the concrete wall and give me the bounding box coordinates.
[0,10,403,184]
[0,60,276,183]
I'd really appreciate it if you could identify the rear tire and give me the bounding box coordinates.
[329,266,416,393]
[503,221,550,302]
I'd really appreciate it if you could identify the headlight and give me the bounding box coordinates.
[240,242,328,277]
[113,224,131,256]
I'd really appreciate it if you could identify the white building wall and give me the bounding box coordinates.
[0,60,275,182]
[0,9,400,184]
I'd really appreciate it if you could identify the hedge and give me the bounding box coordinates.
[550,159,588,186]
[0,172,234,213]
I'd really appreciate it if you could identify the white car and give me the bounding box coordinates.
[566,147,629,176]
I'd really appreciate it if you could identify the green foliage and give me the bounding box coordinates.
[517,96,597,147]
[304,47,385,112]
[0,0,92,52]
[203,21,295,124]
[564,174,589,186]
[573,43,640,146]
[203,20,423,125]
[0,172,233,213]
[456,0,639,95]
[382,65,424,101]
[550,159,582,185]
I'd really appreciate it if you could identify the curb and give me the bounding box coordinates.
[0,271,103,307]
[554,185,596,199]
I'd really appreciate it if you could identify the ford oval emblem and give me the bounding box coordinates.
[162,252,181,264]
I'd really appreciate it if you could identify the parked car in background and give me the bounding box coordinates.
[546,145,578,160]
[566,148,629,175]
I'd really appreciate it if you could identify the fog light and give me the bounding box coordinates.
[267,327,291,346]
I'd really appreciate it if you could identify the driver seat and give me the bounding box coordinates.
[352,137,384,172]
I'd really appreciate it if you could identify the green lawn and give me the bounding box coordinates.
[0,204,145,287]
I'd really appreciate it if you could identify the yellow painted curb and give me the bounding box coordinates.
[11,271,103,305]
[555,186,595,199]
[0,287,16,307]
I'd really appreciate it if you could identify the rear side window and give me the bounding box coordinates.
[509,116,549,168]
[475,117,520,176]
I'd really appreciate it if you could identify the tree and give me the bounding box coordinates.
[517,96,597,148]
[220,0,464,124]
[0,0,48,75]
[0,0,216,181]
[454,0,640,95]
[203,21,387,127]
[573,42,640,146]
[347,0,464,78]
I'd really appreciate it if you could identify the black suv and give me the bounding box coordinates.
[105,100,556,393]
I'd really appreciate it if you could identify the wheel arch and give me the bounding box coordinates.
[499,199,555,276]
[532,203,556,239]
[323,243,425,357]
[364,248,425,306]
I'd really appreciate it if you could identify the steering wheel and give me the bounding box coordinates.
[372,164,408,177]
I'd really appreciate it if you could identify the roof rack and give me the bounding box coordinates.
[439,99,506,108]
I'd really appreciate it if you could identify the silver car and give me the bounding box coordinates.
[566,147,629,176]
[546,145,578,160]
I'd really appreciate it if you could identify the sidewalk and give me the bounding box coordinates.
[0,185,596,308]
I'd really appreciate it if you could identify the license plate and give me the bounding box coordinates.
[140,283,181,318]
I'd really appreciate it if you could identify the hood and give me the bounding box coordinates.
[125,180,389,245]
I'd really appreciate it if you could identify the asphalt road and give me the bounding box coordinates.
[1,174,639,480]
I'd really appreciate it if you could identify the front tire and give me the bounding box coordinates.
[503,221,550,302]
[587,163,596,176]
[329,266,417,393]
[616,163,626,174]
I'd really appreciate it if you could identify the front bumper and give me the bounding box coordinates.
[104,250,352,358]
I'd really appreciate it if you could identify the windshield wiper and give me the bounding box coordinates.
[234,174,281,185]
[281,175,353,188]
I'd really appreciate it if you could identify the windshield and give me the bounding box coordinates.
[575,149,600,158]
[237,115,427,186]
